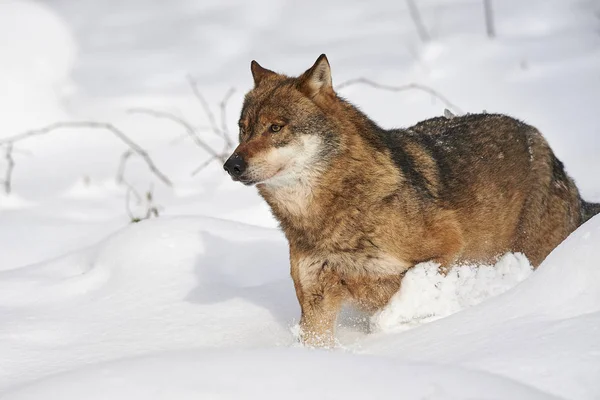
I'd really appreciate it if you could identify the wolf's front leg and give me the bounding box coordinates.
[290,254,346,347]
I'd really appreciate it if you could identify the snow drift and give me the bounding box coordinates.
[1,215,599,398]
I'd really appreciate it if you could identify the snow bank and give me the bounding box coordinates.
[373,253,533,332]
[1,215,599,398]
[2,350,558,400]
[0,0,75,133]
[0,217,295,389]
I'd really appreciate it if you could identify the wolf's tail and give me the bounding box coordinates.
[581,201,600,224]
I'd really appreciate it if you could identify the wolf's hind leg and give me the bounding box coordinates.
[429,217,465,276]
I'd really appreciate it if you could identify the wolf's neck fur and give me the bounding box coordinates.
[259,174,316,218]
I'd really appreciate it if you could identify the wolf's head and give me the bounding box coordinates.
[223,54,341,187]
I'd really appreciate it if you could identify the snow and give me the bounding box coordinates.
[1,0,600,398]
[0,0,74,132]
[1,350,560,400]
[372,253,534,332]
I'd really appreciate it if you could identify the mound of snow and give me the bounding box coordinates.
[373,253,533,332]
[0,192,34,210]
[2,350,557,400]
[0,217,296,389]
[0,0,75,133]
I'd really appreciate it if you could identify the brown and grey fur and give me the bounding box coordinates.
[224,54,600,346]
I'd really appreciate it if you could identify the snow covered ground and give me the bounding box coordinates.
[1,0,599,398]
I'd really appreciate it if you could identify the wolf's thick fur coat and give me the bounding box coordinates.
[225,54,599,346]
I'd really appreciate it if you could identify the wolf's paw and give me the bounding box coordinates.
[291,324,338,349]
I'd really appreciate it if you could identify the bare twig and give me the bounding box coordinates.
[125,184,140,222]
[187,75,223,138]
[219,87,236,148]
[406,0,430,42]
[336,78,463,114]
[483,0,496,38]
[0,121,172,187]
[128,108,222,159]
[129,85,236,177]
[187,76,236,148]
[1,143,15,194]
[132,81,236,177]
[126,182,142,204]
[125,183,160,223]
[191,156,220,176]
[116,150,134,184]
[144,189,160,219]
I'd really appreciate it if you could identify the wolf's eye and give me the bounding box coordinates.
[270,124,281,133]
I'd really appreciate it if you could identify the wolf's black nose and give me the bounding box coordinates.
[223,153,246,177]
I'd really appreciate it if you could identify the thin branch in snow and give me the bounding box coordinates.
[144,188,160,219]
[0,121,172,187]
[336,78,463,114]
[406,0,430,42]
[219,87,236,148]
[1,143,15,195]
[123,179,142,204]
[483,0,496,38]
[125,182,160,223]
[125,183,141,222]
[191,156,220,176]
[187,75,223,138]
[128,108,222,159]
[187,75,236,149]
[116,150,134,184]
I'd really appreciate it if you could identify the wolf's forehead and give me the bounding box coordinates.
[241,83,301,122]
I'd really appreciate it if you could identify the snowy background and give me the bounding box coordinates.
[1,0,599,398]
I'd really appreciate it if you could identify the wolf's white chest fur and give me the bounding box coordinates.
[267,179,313,216]
[262,163,319,218]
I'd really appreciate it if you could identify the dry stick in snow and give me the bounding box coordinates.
[219,87,236,149]
[1,143,14,195]
[127,106,234,176]
[336,78,463,115]
[144,189,160,219]
[186,81,237,175]
[190,156,219,177]
[0,122,172,187]
[124,183,144,223]
[406,0,430,42]
[187,75,224,138]
[116,149,134,184]
[127,108,222,160]
[125,184,138,222]
[125,183,160,223]
[483,0,496,38]
[188,76,236,149]
[124,179,142,204]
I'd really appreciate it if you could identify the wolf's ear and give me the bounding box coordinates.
[251,60,276,86]
[297,54,333,98]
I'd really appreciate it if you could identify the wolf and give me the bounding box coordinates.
[223,54,600,346]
